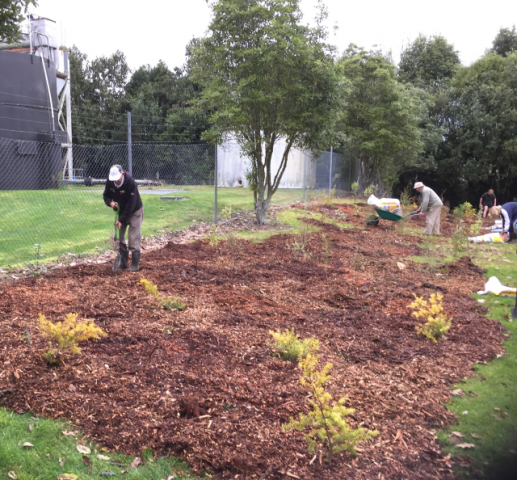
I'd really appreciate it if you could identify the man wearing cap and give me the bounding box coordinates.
[414,182,443,235]
[103,165,144,271]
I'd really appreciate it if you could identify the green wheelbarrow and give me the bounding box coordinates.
[372,207,420,223]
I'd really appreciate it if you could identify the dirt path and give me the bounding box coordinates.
[0,203,503,479]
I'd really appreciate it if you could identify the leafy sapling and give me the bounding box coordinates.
[283,341,379,462]
[408,293,452,342]
[139,279,186,311]
[269,329,317,362]
[39,313,107,364]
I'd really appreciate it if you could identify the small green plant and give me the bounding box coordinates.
[408,293,452,342]
[469,219,483,237]
[221,205,232,219]
[283,341,379,462]
[453,201,476,221]
[162,296,186,311]
[363,184,376,196]
[139,278,185,311]
[321,234,331,282]
[206,224,221,246]
[351,181,359,196]
[39,313,107,364]
[269,328,317,362]
[451,222,469,257]
[400,184,413,207]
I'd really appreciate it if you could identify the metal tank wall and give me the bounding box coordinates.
[0,50,65,190]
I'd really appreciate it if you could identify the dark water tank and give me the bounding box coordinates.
[0,50,64,190]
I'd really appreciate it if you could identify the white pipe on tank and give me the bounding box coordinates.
[40,51,55,132]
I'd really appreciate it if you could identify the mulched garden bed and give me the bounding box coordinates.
[0,202,504,479]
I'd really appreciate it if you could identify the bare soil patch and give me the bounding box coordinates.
[0,203,503,479]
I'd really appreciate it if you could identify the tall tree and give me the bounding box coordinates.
[395,35,461,198]
[338,45,423,192]
[126,61,209,143]
[0,0,36,43]
[492,26,517,57]
[190,0,343,224]
[445,52,517,204]
[69,45,130,143]
[399,34,460,90]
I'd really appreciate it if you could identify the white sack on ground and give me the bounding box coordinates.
[477,276,516,296]
[468,233,504,243]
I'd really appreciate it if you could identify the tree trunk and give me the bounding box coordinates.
[255,198,270,225]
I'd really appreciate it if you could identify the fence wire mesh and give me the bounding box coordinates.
[0,135,357,268]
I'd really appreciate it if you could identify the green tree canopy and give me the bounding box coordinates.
[446,52,517,204]
[190,0,343,224]
[338,45,423,192]
[394,35,460,198]
[491,26,517,57]
[398,34,460,90]
[0,0,36,44]
[126,61,209,143]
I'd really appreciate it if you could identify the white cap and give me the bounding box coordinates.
[414,182,424,189]
[109,165,123,181]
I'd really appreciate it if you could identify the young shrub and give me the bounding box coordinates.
[39,313,107,363]
[206,224,221,246]
[283,342,378,462]
[350,181,359,196]
[139,278,185,311]
[221,205,232,219]
[269,329,316,362]
[453,201,476,221]
[408,293,452,342]
[399,184,414,207]
[469,219,483,237]
[162,296,186,311]
[363,184,376,196]
[451,223,469,257]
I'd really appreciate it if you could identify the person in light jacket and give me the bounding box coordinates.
[490,203,517,243]
[414,182,443,235]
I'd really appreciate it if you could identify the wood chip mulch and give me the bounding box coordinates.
[0,203,504,479]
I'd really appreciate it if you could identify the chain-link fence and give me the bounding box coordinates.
[0,135,358,268]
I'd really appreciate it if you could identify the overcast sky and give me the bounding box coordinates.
[33,0,517,72]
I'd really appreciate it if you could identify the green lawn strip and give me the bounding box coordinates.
[435,243,517,479]
[0,408,198,480]
[0,186,303,267]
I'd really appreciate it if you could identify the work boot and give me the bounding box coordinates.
[119,245,129,269]
[129,251,141,272]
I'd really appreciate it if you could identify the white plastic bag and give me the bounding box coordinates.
[477,276,516,296]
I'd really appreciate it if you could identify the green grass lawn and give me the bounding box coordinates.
[435,243,517,479]
[0,409,197,480]
[0,185,304,267]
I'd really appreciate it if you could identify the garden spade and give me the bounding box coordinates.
[112,206,121,273]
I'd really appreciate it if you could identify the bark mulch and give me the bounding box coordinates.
[0,203,504,479]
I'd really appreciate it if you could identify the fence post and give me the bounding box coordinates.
[127,112,132,175]
[214,144,218,223]
[329,146,333,196]
[303,150,306,202]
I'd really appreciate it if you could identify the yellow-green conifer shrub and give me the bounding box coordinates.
[283,342,379,461]
[408,293,452,342]
[139,278,185,311]
[269,329,316,362]
[139,278,159,299]
[39,313,107,363]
